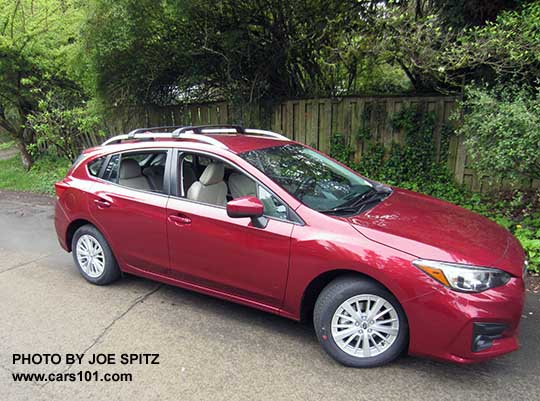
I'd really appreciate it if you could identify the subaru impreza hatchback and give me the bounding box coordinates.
[54,125,526,367]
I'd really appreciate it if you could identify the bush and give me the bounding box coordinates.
[27,92,105,161]
[457,84,540,181]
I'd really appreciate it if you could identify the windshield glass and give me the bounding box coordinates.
[240,144,373,211]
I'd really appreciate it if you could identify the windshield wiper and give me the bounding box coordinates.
[319,187,390,215]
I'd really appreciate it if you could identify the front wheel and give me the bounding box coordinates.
[313,276,408,367]
[72,224,120,285]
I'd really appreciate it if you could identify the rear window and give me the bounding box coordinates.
[87,157,105,177]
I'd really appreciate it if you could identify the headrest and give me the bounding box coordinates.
[120,159,142,179]
[229,173,256,198]
[200,163,224,186]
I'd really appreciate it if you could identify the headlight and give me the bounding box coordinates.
[412,259,511,293]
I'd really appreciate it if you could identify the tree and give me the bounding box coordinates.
[84,0,405,107]
[357,0,538,93]
[0,0,84,168]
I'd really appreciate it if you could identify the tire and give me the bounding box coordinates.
[71,224,120,285]
[313,275,408,367]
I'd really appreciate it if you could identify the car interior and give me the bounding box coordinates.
[100,150,288,219]
[180,153,287,219]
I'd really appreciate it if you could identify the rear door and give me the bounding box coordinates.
[89,148,171,276]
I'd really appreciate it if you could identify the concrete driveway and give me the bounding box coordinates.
[1,190,539,401]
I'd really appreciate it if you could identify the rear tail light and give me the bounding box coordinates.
[54,181,70,199]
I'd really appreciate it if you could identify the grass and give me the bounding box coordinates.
[0,140,15,150]
[0,155,71,195]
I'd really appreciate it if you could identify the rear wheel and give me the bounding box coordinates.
[72,225,120,285]
[314,276,408,367]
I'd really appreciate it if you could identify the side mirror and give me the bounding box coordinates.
[226,196,267,228]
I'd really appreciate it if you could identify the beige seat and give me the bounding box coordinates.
[119,159,151,191]
[187,163,227,206]
[229,172,257,198]
[142,166,164,191]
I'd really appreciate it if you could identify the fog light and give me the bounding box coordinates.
[472,322,508,352]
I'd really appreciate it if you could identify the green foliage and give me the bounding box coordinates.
[27,92,105,160]
[0,155,70,195]
[0,140,14,150]
[354,108,451,189]
[0,0,88,167]
[515,227,540,274]
[457,84,540,180]
[329,107,540,274]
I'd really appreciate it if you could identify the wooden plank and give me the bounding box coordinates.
[354,100,365,163]
[381,101,392,149]
[292,102,300,141]
[463,174,473,190]
[298,100,307,144]
[208,105,218,125]
[319,99,332,153]
[454,136,467,184]
[306,101,319,149]
[433,99,445,162]
[286,101,294,139]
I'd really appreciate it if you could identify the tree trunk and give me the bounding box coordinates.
[17,141,33,170]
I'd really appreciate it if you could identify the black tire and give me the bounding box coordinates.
[313,275,408,367]
[71,224,120,285]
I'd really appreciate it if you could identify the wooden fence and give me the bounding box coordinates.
[103,95,539,192]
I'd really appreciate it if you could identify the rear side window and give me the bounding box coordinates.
[87,157,105,177]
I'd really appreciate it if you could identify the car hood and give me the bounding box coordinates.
[347,188,525,276]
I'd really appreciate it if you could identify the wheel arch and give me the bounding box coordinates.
[65,218,95,252]
[299,269,407,325]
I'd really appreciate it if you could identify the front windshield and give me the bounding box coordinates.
[241,144,373,211]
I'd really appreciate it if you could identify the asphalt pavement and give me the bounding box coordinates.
[1,190,539,401]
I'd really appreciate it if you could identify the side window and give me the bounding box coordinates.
[180,152,228,206]
[87,157,105,177]
[102,151,167,193]
[178,151,292,220]
[257,185,288,220]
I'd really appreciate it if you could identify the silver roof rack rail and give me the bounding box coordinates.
[244,128,288,140]
[102,125,290,147]
[102,132,228,149]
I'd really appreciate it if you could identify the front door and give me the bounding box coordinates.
[166,151,294,307]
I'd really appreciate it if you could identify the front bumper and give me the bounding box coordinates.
[403,277,525,363]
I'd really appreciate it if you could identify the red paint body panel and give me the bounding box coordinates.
[54,135,526,364]
[166,197,292,307]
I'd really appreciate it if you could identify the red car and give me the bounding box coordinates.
[54,125,526,367]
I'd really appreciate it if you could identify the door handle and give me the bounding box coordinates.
[94,197,112,209]
[168,214,191,225]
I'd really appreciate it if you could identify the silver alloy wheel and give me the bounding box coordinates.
[76,234,106,278]
[331,294,399,358]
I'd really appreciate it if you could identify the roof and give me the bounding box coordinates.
[204,134,291,153]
